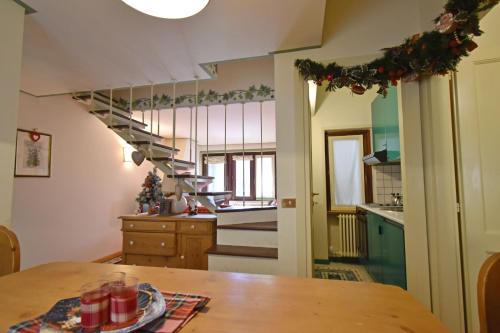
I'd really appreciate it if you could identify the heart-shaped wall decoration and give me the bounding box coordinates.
[29,131,41,142]
[131,151,145,166]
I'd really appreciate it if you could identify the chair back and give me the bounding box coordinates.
[478,252,500,333]
[0,226,20,276]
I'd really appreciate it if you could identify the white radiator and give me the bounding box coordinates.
[338,214,365,258]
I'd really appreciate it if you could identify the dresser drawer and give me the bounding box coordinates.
[122,220,176,232]
[123,232,176,256]
[178,221,212,234]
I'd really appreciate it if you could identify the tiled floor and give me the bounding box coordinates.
[314,262,373,282]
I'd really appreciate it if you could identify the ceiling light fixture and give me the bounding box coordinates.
[121,0,210,19]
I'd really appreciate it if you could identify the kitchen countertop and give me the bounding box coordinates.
[357,204,404,226]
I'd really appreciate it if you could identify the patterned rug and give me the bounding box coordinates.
[314,268,362,282]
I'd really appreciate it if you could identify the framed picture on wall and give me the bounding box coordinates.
[14,129,52,177]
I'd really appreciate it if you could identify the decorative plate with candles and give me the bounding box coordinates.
[40,283,166,333]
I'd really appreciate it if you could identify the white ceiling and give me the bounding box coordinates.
[21,0,326,96]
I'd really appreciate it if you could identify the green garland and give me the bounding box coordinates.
[116,84,274,110]
[295,0,498,96]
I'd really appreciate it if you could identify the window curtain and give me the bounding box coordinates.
[332,138,363,206]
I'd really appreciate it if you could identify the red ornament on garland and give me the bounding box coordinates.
[391,78,399,86]
[326,74,334,82]
[351,85,366,95]
[29,130,41,142]
[465,40,478,52]
[436,12,457,34]
[378,66,385,74]
[448,39,460,48]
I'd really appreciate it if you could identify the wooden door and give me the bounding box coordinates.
[180,234,212,270]
[455,7,500,332]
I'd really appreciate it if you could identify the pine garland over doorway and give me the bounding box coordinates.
[295,0,499,96]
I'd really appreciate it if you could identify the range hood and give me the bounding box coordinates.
[363,149,387,165]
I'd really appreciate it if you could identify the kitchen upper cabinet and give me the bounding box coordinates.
[366,211,406,289]
[371,86,400,162]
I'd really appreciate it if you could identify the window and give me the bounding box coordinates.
[202,152,276,201]
[325,130,372,211]
[205,156,226,192]
[256,155,275,199]
[234,157,252,198]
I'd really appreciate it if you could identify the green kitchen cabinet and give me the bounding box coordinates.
[366,211,406,289]
[371,85,400,162]
[367,213,384,282]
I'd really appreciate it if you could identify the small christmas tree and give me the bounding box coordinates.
[136,168,164,213]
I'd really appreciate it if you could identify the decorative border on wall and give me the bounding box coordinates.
[115,84,275,110]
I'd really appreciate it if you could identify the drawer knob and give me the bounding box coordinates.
[162,224,166,229]
[129,224,134,228]
[129,240,134,246]
[190,225,195,230]
[180,255,185,260]
[161,242,165,247]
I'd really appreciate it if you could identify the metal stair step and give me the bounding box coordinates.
[128,141,180,157]
[77,92,130,114]
[166,174,214,181]
[109,125,164,140]
[188,191,232,197]
[92,110,146,128]
[147,157,195,169]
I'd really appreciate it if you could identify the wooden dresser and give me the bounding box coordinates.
[120,214,217,270]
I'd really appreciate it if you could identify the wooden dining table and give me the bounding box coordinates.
[0,262,449,332]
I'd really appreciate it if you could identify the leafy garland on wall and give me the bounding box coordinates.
[294,0,499,96]
[115,84,274,110]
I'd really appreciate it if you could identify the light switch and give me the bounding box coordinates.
[282,198,296,208]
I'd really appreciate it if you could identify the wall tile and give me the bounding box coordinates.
[373,164,403,205]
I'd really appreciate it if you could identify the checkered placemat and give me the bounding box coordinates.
[8,292,210,333]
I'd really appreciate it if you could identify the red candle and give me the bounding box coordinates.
[80,282,110,329]
[110,277,138,323]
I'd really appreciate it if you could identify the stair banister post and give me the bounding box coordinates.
[128,85,133,138]
[149,84,154,159]
[242,102,245,207]
[194,77,199,201]
[189,106,193,163]
[224,104,227,192]
[171,80,177,180]
[109,88,113,128]
[90,90,94,114]
[206,105,209,160]
[260,101,264,207]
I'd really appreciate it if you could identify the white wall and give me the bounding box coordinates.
[0,0,24,227]
[274,0,422,277]
[12,94,155,269]
[311,86,375,260]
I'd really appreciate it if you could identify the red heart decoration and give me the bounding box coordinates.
[30,132,41,142]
